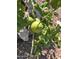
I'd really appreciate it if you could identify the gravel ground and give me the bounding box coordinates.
[17,33,32,59]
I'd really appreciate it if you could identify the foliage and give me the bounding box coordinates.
[17,0,61,56]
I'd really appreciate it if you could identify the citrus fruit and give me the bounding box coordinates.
[28,16,34,22]
[31,19,43,33]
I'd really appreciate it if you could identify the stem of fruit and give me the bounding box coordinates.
[30,33,34,55]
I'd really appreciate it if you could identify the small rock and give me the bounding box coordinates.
[18,27,29,41]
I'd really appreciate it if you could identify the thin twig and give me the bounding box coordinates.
[30,33,34,55]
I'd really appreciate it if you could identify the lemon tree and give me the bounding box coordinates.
[17,0,61,56]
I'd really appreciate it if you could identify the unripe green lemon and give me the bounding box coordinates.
[28,16,34,22]
[31,19,43,33]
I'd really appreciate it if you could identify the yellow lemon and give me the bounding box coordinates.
[31,19,43,33]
